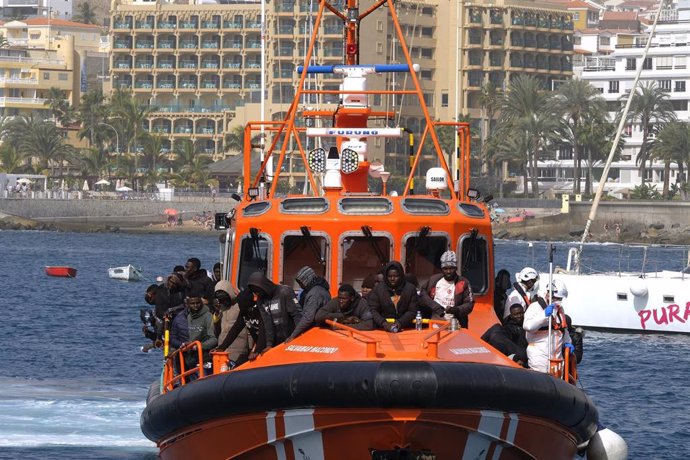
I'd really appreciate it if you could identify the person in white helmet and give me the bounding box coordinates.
[523,279,575,374]
[502,267,540,319]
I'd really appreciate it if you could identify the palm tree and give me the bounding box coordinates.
[0,142,25,173]
[141,133,169,173]
[173,139,212,186]
[556,78,605,194]
[488,123,531,196]
[576,114,624,195]
[224,125,246,153]
[77,89,110,148]
[72,2,99,25]
[478,82,502,176]
[78,147,110,181]
[499,75,558,196]
[650,121,690,198]
[625,82,676,184]
[44,87,73,126]
[6,116,74,175]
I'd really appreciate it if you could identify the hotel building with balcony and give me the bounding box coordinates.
[563,3,690,193]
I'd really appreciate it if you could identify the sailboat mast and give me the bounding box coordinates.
[575,0,666,271]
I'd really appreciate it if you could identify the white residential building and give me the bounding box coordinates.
[556,2,690,194]
[0,0,73,20]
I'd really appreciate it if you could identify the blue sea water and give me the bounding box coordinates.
[0,231,688,459]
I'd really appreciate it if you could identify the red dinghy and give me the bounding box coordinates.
[45,266,77,278]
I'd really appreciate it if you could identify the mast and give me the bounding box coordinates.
[575,0,666,272]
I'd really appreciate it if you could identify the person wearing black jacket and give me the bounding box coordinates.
[565,315,584,364]
[184,257,215,299]
[481,304,528,367]
[316,284,374,331]
[246,271,299,345]
[494,269,512,321]
[367,261,419,332]
[216,289,273,361]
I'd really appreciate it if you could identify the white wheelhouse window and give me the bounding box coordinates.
[339,231,393,292]
[237,232,272,289]
[457,231,490,294]
[401,231,450,287]
[280,230,330,290]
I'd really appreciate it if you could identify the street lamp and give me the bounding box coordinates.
[99,122,119,154]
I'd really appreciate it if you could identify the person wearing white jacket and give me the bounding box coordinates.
[523,279,574,374]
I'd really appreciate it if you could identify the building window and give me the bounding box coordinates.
[377,20,383,31]
[43,72,50,79]
[600,36,610,46]
[574,36,581,45]
[441,92,448,107]
[656,56,672,70]
[672,100,688,110]
[626,58,636,71]
[573,12,580,20]
[675,56,687,69]
[658,80,671,91]
[420,70,432,79]
[59,73,68,81]
[675,81,686,92]
[608,81,619,93]
[376,42,382,53]
[642,58,652,70]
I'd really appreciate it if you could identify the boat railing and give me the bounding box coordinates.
[325,320,379,358]
[421,320,452,358]
[549,349,577,385]
[162,341,205,393]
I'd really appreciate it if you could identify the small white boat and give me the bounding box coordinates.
[108,265,144,281]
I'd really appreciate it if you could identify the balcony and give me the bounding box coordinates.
[0,96,47,106]
[511,38,524,47]
[179,81,197,89]
[202,41,220,49]
[276,3,294,12]
[277,26,293,34]
[179,61,198,69]
[135,21,154,29]
[246,22,261,29]
[201,21,220,29]
[175,126,194,134]
[246,41,261,49]
[511,16,524,26]
[223,81,241,89]
[223,61,241,69]
[114,61,131,69]
[158,21,176,29]
[198,127,215,134]
[201,81,219,89]
[180,41,197,49]
[510,59,523,68]
[245,61,261,69]
[135,81,153,89]
[135,61,154,69]
[0,77,38,85]
[135,41,153,49]
[158,41,175,49]
[223,41,242,49]
[201,61,220,69]
[223,21,242,29]
[113,21,132,30]
[324,25,343,34]
[157,62,175,69]
[157,81,175,89]
[114,41,132,49]
[274,70,293,78]
[180,21,198,30]
[524,39,536,48]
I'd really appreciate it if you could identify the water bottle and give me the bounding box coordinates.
[415,311,423,331]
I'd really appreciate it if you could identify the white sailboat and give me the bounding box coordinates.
[547,1,690,334]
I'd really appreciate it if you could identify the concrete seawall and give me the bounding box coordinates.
[0,198,235,229]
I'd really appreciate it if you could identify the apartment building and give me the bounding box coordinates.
[0,34,80,119]
[0,0,72,20]
[435,0,575,125]
[568,2,690,192]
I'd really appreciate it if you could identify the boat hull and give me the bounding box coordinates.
[108,265,143,281]
[548,272,690,333]
[157,408,578,460]
[142,361,597,459]
[45,266,77,277]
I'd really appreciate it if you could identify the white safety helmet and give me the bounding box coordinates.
[517,267,539,283]
[549,279,568,299]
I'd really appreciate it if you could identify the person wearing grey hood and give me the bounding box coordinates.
[246,271,299,345]
[288,266,331,341]
[367,261,419,332]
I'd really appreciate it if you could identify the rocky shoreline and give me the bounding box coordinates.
[4,210,690,245]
